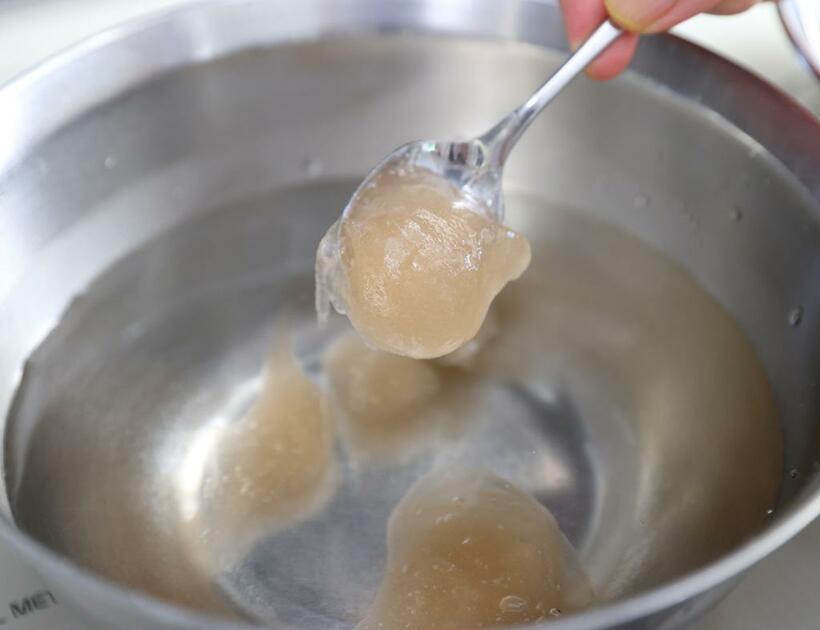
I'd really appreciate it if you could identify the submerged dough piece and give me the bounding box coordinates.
[358,471,595,629]
[189,335,336,567]
[317,166,531,359]
[216,344,334,522]
[324,332,440,454]
[323,332,470,460]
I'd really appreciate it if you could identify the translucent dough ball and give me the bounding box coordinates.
[317,166,531,359]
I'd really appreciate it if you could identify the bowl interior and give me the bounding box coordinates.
[2,30,820,629]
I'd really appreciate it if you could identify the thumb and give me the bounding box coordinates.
[604,0,721,33]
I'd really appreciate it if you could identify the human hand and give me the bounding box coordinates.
[559,0,761,80]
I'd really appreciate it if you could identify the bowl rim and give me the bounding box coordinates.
[1,0,819,628]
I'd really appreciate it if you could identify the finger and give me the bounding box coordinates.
[560,0,610,47]
[708,0,759,15]
[560,0,640,80]
[586,33,640,80]
[604,0,726,33]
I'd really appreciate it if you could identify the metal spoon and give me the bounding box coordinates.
[315,20,623,323]
[343,20,623,221]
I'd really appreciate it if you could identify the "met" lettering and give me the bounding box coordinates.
[9,590,56,618]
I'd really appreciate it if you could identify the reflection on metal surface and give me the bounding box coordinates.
[178,422,229,522]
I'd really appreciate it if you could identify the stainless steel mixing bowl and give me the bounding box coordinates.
[1,1,820,629]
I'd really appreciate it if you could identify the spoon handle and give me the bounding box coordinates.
[480,20,623,166]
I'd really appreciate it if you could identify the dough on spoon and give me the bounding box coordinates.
[357,470,595,629]
[316,166,531,359]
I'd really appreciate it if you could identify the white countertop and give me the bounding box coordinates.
[0,2,818,629]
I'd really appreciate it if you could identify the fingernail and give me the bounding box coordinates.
[604,0,677,31]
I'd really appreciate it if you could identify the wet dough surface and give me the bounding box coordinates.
[187,336,336,568]
[357,470,595,629]
[317,166,531,359]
